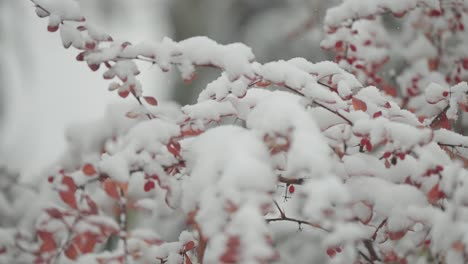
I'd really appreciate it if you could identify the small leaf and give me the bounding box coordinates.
[125,111,139,119]
[59,176,78,209]
[184,241,195,251]
[185,255,193,264]
[102,179,120,200]
[143,96,158,106]
[387,230,406,240]
[45,208,63,219]
[427,183,445,204]
[352,97,367,111]
[65,233,97,260]
[458,102,468,112]
[82,163,97,176]
[118,90,130,98]
[84,195,98,215]
[88,63,100,72]
[37,230,57,252]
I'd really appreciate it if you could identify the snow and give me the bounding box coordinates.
[3,0,468,263]
[182,125,275,212]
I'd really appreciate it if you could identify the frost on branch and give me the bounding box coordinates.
[4,0,468,263]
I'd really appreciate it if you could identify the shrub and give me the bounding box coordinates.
[1,0,467,263]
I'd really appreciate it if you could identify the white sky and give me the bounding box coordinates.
[1,1,171,179]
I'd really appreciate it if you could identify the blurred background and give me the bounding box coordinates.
[0,0,337,179]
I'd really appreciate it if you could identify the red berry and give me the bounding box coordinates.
[48,176,54,183]
[288,185,295,194]
[442,91,449,97]
[383,152,392,159]
[349,44,357,52]
[144,181,155,192]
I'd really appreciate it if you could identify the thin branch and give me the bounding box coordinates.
[52,189,86,264]
[278,175,305,185]
[358,249,374,264]
[363,239,381,261]
[313,100,353,125]
[267,83,354,126]
[267,199,330,232]
[438,143,468,149]
[118,187,129,264]
[273,200,286,219]
[266,217,330,232]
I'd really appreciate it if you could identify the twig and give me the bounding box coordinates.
[118,187,129,264]
[278,176,305,185]
[363,239,381,261]
[358,249,374,263]
[267,200,330,232]
[438,143,468,149]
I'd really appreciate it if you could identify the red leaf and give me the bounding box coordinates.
[387,230,406,240]
[184,241,195,252]
[47,25,59,32]
[144,181,155,192]
[82,163,97,176]
[255,80,272,87]
[84,195,98,215]
[88,63,100,72]
[45,208,63,219]
[219,236,240,263]
[37,230,57,252]
[452,241,465,252]
[167,141,181,157]
[458,102,468,112]
[326,248,336,257]
[85,41,96,50]
[118,90,130,98]
[102,179,120,200]
[428,58,439,71]
[65,233,97,260]
[59,176,78,209]
[143,96,158,106]
[382,84,397,97]
[76,51,86,61]
[427,183,445,204]
[438,113,451,130]
[352,97,367,111]
[181,128,204,137]
[373,111,382,118]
